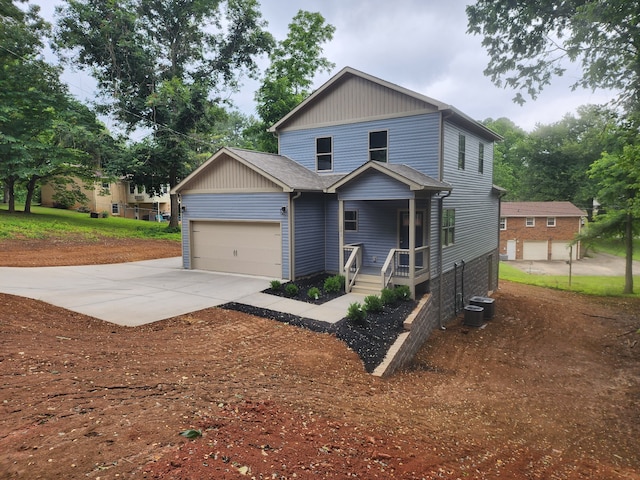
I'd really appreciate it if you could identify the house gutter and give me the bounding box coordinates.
[437,110,453,330]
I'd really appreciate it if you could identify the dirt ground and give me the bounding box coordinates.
[1,238,639,479]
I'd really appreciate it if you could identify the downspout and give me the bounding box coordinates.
[453,262,458,314]
[289,192,302,280]
[461,259,466,309]
[437,189,452,330]
[437,109,454,330]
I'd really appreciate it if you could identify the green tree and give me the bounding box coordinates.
[466,1,640,109]
[481,117,527,197]
[515,105,609,212]
[585,117,640,294]
[54,0,274,227]
[253,10,335,152]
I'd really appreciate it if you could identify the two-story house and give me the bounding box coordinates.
[41,178,171,220]
[172,67,502,328]
[500,201,586,261]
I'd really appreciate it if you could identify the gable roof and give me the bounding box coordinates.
[269,66,502,142]
[326,161,451,193]
[172,147,344,194]
[501,201,587,217]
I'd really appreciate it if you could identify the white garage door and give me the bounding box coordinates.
[551,241,573,261]
[191,221,282,278]
[523,240,548,260]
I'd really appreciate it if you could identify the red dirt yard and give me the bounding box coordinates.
[0,237,639,479]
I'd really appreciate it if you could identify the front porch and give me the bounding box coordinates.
[325,161,451,299]
[343,244,431,297]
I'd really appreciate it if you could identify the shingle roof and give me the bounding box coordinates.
[226,147,336,191]
[501,201,586,217]
[326,161,451,193]
[382,163,452,191]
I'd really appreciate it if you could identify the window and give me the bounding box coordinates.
[442,209,455,246]
[478,143,485,173]
[344,210,358,231]
[500,217,507,230]
[316,137,333,171]
[547,217,556,227]
[369,130,388,162]
[526,217,535,227]
[129,184,135,194]
[111,203,120,215]
[458,134,466,170]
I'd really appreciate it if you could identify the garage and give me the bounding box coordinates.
[551,241,574,261]
[523,240,548,261]
[190,221,282,278]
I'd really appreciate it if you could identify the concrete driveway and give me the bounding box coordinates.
[506,252,640,276]
[0,257,365,327]
[0,257,271,327]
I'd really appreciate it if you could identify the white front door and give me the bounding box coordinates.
[507,240,516,260]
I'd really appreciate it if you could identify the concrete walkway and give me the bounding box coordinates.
[0,257,365,327]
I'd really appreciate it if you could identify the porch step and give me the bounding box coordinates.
[350,274,382,296]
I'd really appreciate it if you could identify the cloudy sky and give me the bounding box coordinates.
[31,0,617,132]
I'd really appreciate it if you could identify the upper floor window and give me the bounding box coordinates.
[500,217,507,230]
[344,210,358,231]
[442,208,455,246]
[526,217,535,227]
[547,217,556,227]
[369,130,388,162]
[316,137,333,171]
[129,184,136,194]
[458,134,466,170]
[478,143,485,174]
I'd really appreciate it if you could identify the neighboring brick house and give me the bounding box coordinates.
[500,201,587,261]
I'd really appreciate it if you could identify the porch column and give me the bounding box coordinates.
[409,197,416,299]
[338,198,344,274]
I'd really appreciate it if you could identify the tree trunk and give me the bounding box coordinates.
[168,167,180,229]
[7,177,16,213]
[24,176,38,214]
[624,212,634,294]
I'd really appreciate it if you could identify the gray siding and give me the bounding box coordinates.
[293,193,326,278]
[433,122,498,273]
[280,113,441,176]
[324,197,340,273]
[180,192,290,278]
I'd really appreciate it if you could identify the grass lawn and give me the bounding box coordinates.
[499,262,639,298]
[587,237,640,261]
[0,205,181,242]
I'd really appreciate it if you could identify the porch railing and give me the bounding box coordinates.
[381,246,430,288]
[343,244,362,293]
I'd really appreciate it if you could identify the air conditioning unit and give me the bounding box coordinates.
[134,195,144,201]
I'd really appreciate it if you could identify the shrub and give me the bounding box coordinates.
[395,285,412,301]
[323,275,344,293]
[380,287,397,306]
[270,280,282,290]
[284,283,299,297]
[307,287,321,300]
[346,302,366,325]
[363,294,383,313]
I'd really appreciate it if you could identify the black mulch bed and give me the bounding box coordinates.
[262,273,345,305]
[219,298,417,373]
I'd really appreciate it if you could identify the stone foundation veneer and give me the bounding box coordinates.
[373,250,499,377]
